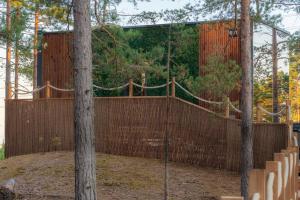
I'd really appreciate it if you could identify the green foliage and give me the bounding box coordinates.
[92,25,166,96]
[185,55,241,99]
[254,70,289,122]
[254,71,289,104]
[0,3,33,78]
[0,147,4,160]
[92,24,199,100]
[0,0,74,79]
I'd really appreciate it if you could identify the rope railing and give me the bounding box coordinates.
[132,82,171,89]
[7,79,294,123]
[228,100,242,113]
[174,81,224,105]
[257,105,286,117]
[13,86,47,95]
[93,83,129,91]
[49,85,74,92]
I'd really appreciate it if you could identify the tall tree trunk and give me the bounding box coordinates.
[15,8,20,100]
[272,28,279,123]
[5,0,11,99]
[33,5,39,97]
[240,0,253,199]
[73,0,97,199]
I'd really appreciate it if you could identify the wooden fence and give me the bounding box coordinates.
[5,97,288,171]
[221,139,298,200]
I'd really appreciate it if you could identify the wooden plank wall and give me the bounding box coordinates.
[199,21,241,111]
[40,32,74,98]
[5,97,288,171]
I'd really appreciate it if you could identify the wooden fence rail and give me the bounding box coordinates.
[221,139,298,200]
[220,108,298,200]
[5,97,288,172]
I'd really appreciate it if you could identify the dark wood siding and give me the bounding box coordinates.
[199,21,241,111]
[199,21,241,67]
[41,32,74,98]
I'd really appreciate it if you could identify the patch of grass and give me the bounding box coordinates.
[96,155,161,190]
[0,147,4,160]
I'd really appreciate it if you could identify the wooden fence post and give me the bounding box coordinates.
[249,169,266,200]
[294,147,298,200]
[7,82,12,99]
[292,133,298,147]
[141,73,145,96]
[281,150,292,200]
[220,197,243,200]
[129,79,133,97]
[266,161,280,200]
[256,102,262,122]
[46,81,51,99]
[287,147,298,200]
[286,99,291,123]
[171,77,176,97]
[274,153,287,200]
[286,100,293,146]
[224,96,230,118]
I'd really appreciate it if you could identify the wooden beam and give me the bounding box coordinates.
[171,77,176,97]
[220,196,244,200]
[274,153,287,200]
[129,79,133,97]
[224,96,230,118]
[256,102,262,122]
[249,169,266,200]
[46,81,51,99]
[266,161,280,200]
[7,83,12,100]
[281,150,293,200]
[287,147,298,200]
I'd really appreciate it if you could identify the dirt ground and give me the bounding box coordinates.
[0,152,240,200]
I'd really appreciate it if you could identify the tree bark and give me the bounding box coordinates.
[272,28,279,123]
[240,0,253,199]
[73,0,97,199]
[33,5,39,98]
[5,0,11,99]
[15,8,20,100]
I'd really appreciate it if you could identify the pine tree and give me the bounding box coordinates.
[73,0,97,199]
[240,0,253,199]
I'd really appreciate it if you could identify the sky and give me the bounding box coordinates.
[0,0,299,143]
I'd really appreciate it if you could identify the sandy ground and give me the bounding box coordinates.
[0,152,240,200]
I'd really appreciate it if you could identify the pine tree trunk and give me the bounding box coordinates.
[15,8,20,100]
[73,0,97,199]
[240,0,253,199]
[272,28,279,123]
[5,0,11,99]
[33,6,39,97]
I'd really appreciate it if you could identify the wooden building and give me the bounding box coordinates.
[198,21,241,109]
[38,32,74,98]
[38,20,241,101]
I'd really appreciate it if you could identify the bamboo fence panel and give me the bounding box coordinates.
[5,97,288,171]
